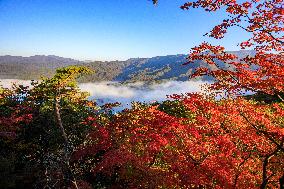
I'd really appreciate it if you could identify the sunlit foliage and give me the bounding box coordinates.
[0,0,283,188]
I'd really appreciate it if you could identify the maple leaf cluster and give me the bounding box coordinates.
[71,94,283,188]
[70,0,284,188]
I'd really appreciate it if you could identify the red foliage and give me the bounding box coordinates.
[0,101,33,140]
[73,95,283,188]
[72,0,284,188]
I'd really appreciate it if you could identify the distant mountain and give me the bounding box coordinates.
[0,51,255,82]
[0,55,82,79]
[114,50,255,82]
[0,55,81,66]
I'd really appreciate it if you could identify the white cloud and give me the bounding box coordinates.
[0,79,209,107]
[79,81,209,106]
[79,81,136,98]
[0,79,33,88]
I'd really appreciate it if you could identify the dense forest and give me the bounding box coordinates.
[0,0,283,188]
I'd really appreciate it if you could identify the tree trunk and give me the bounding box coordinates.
[54,97,69,150]
[54,97,79,189]
[260,156,268,189]
[280,174,284,189]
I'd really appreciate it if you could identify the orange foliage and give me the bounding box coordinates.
[71,0,284,188]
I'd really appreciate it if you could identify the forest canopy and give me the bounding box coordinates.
[0,0,283,188]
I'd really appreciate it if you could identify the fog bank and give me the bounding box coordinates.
[1,79,209,107]
[79,81,208,106]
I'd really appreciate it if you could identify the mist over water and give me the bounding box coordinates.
[79,81,208,106]
[1,79,209,108]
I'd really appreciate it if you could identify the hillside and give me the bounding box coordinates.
[0,50,255,82]
[0,55,81,79]
[114,50,255,82]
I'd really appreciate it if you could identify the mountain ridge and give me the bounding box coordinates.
[0,50,255,82]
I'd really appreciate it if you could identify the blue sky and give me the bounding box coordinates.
[0,0,249,60]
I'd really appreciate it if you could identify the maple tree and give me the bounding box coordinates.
[70,0,283,188]
[72,95,284,188]
[179,1,284,187]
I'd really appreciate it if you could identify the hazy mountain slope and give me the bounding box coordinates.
[0,55,82,79]
[0,50,255,82]
[0,55,81,68]
[114,50,255,82]
[78,60,132,82]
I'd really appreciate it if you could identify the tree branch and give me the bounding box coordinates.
[239,112,284,152]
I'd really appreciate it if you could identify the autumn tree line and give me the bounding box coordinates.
[0,0,283,188]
